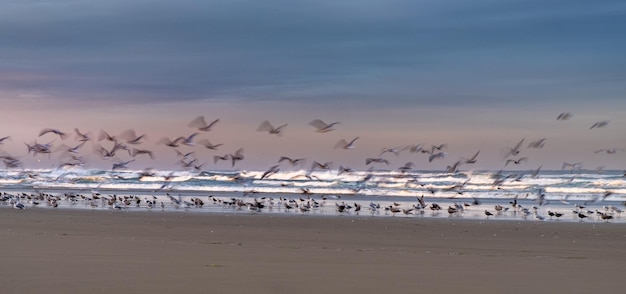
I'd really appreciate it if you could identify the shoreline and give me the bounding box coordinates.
[2,209,625,293]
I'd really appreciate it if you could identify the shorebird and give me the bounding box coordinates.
[132,148,155,159]
[98,130,117,142]
[39,128,68,140]
[257,120,287,135]
[0,136,10,144]
[366,157,389,165]
[398,162,414,173]
[74,129,92,142]
[557,112,573,120]
[260,165,280,180]
[188,116,220,131]
[179,133,199,146]
[463,151,480,164]
[594,148,624,154]
[309,119,339,133]
[310,161,332,172]
[229,148,245,167]
[213,154,230,164]
[505,157,527,166]
[334,137,359,149]
[197,139,223,150]
[337,165,354,175]
[428,152,447,162]
[484,210,493,217]
[278,156,306,167]
[13,201,25,210]
[562,162,583,172]
[504,139,525,158]
[119,129,147,145]
[527,138,547,149]
[112,159,135,170]
[589,120,609,130]
[157,136,183,148]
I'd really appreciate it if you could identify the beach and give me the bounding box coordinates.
[1,208,624,293]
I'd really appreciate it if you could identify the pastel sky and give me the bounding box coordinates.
[0,0,625,171]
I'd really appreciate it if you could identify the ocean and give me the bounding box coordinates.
[1,168,624,223]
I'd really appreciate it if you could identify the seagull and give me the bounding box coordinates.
[261,165,280,180]
[98,130,117,142]
[197,139,223,150]
[527,138,547,149]
[0,136,10,144]
[334,137,359,149]
[463,150,480,164]
[179,133,199,146]
[556,112,573,120]
[504,139,525,158]
[188,116,220,132]
[119,129,147,145]
[13,201,25,210]
[594,148,624,154]
[112,159,135,170]
[365,157,389,165]
[157,136,183,148]
[131,148,155,159]
[39,128,68,140]
[309,119,339,133]
[74,129,92,142]
[589,121,609,130]
[229,148,245,167]
[428,152,447,163]
[505,157,527,166]
[257,120,287,135]
[310,161,333,172]
[278,156,306,167]
[213,154,230,164]
[398,162,414,173]
[562,162,583,172]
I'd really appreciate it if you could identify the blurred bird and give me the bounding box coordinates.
[39,128,68,140]
[527,138,547,149]
[556,112,573,120]
[188,116,219,132]
[334,137,359,149]
[309,119,339,133]
[463,150,480,164]
[197,139,223,150]
[257,120,287,135]
[230,148,245,167]
[590,121,609,130]
[261,165,280,180]
[278,156,306,167]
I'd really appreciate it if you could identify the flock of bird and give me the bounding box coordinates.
[0,112,624,222]
[1,187,623,223]
[0,112,620,176]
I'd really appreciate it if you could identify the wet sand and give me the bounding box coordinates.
[1,208,624,293]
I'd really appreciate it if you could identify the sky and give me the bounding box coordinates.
[0,0,625,172]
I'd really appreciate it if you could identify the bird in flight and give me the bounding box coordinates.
[188,116,220,132]
[309,119,339,133]
[257,120,287,136]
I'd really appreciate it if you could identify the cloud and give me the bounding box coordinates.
[0,0,624,108]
